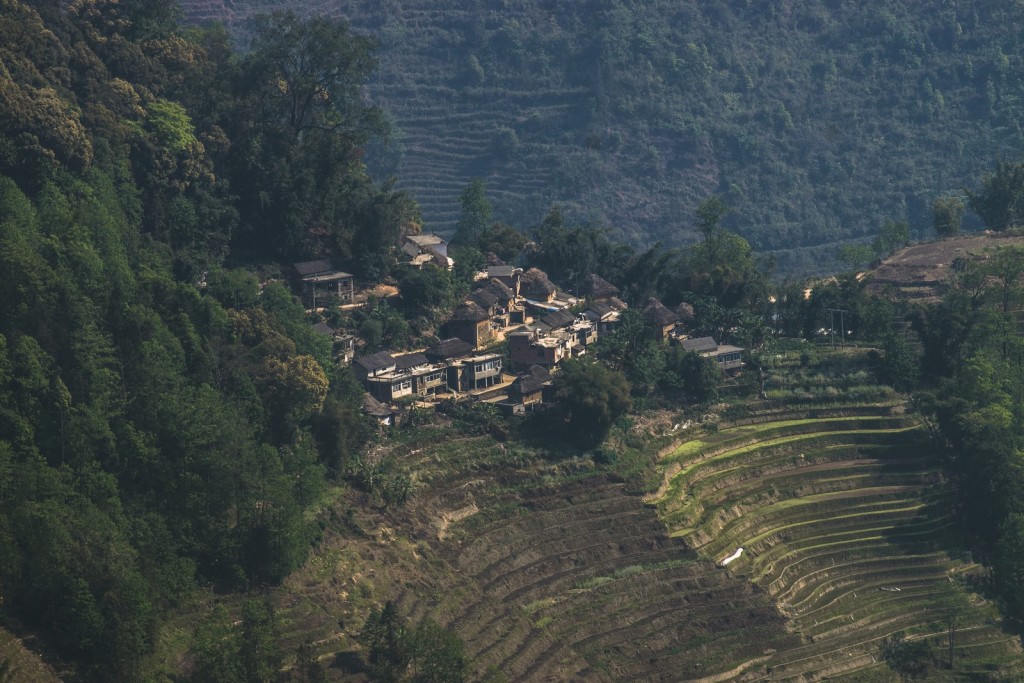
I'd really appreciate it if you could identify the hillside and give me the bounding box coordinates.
[179,0,1024,272]
[863,233,1024,304]
[204,351,1023,682]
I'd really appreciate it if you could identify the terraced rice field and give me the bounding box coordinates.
[651,407,1022,681]
[422,477,802,682]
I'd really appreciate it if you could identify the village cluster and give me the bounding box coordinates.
[293,233,745,425]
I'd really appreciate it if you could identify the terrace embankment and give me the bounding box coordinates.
[653,405,1022,681]
[410,475,803,682]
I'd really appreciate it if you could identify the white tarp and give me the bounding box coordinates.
[720,547,744,566]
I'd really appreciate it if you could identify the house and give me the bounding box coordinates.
[471,278,524,326]
[448,352,504,392]
[362,394,398,426]
[445,302,492,348]
[425,337,474,364]
[487,265,522,295]
[540,308,576,331]
[642,297,679,342]
[310,321,357,364]
[396,352,447,396]
[680,336,745,371]
[403,234,454,270]
[293,259,355,307]
[365,369,415,402]
[508,327,575,370]
[353,350,397,381]
[520,268,558,303]
[675,302,696,323]
[584,301,624,335]
[580,273,621,301]
[569,317,598,347]
[362,351,451,402]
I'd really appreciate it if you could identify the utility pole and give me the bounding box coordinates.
[828,308,849,348]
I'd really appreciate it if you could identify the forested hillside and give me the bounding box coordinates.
[181,0,1024,272]
[0,1,409,678]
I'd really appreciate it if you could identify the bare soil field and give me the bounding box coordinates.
[863,233,1024,304]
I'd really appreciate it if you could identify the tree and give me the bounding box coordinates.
[191,605,243,683]
[876,332,920,391]
[292,640,326,683]
[695,195,729,269]
[932,195,965,237]
[240,599,282,683]
[872,220,910,258]
[410,619,467,683]
[937,584,970,670]
[596,309,664,394]
[966,160,1024,232]
[551,359,631,448]
[661,348,720,403]
[358,602,411,681]
[245,12,384,142]
[837,243,876,271]
[454,179,492,246]
[882,632,936,679]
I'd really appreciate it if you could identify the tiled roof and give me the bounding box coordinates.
[541,309,576,329]
[354,350,396,372]
[394,352,429,370]
[681,336,718,353]
[293,259,335,277]
[426,337,474,361]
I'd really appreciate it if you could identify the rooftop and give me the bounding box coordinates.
[354,350,397,372]
[642,297,679,327]
[426,337,474,361]
[681,336,719,354]
[394,352,430,370]
[581,273,620,298]
[450,301,489,322]
[405,233,446,247]
[540,309,576,330]
[488,265,519,278]
[294,259,336,277]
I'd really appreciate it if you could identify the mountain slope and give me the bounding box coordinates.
[182,0,1024,272]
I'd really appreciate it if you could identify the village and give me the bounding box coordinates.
[292,232,746,426]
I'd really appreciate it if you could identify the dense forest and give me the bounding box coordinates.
[182,0,1024,273]
[0,1,413,678]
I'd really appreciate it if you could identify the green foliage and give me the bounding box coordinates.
[882,632,937,679]
[932,194,965,237]
[0,6,384,677]
[595,309,664,395]
[875,332,920,391]
[872,220,911,258]
[529,208,633,293]
[661,348,720,403]
[395,264,463,318]
[550,359,632,449]
[356,603,469,683]
[966,160,1024,231]
[453,179,492,246]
